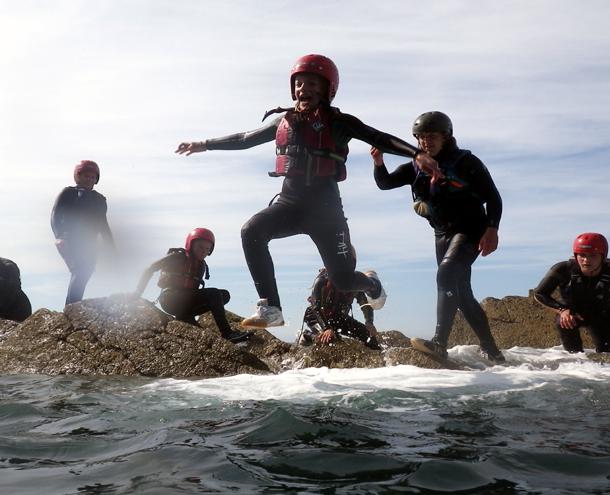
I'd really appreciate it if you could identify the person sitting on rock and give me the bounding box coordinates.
[533,232,610,353]
[299,266,381,350]
[134,228,251,344]
[51,160,116,306]
[0,257,32,322]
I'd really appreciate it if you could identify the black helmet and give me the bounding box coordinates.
[412,111,453,137]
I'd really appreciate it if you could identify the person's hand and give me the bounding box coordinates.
[370,147,384,167]
[479,227,499,257]
[415,153,444,182]
[558,308,583,329]
[365,322,378,336]
[175,141,206,155]
[316,329,335,344]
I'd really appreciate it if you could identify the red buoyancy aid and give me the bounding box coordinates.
[274,106,348,181]
[319,279,355,318]
[157,248,208,290]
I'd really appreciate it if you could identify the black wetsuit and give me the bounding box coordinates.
[374,138,502,353]
[302,269,379,349]
[136,251,234,335]
[205,106,420,308]
[51,186,114,305]
[533,260,610,352]
[0,257,32,322]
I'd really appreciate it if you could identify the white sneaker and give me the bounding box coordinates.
[364,270,387,310]
[241,299,285,328]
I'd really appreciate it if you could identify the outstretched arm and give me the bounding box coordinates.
[176,116,281,155]
[340,114,443,181]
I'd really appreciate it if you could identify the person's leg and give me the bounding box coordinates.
[159,289,197,324]
[334,314,380,349]
[58,243,96,305]
[556,319,584,353]
[583,319,610,353]
[191,288,233,335]
[241,201,301,309]
[307,211,378,297]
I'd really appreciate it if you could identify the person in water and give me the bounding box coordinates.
[134,228,252,344]
[371,111,505,363]
[299,266,381,349]
[176,54,441,329]
[533,233,610,353]
[51,160,115,305]
[0,257,32,322]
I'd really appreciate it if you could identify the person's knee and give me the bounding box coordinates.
[219,289,230,305]
[437,259,462,289]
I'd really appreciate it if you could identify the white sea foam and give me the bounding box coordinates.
[142,346,610,406]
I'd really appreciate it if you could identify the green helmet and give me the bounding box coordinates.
[412,111,453,137]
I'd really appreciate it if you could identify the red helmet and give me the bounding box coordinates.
[185,228,215,255]
[290,54,339,103]
[74,160,100,184]
[573,232,608,258]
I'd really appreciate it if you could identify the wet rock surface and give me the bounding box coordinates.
[0,293,604,377]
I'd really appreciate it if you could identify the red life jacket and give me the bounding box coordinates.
[157,248,208,290]
[320,278,355,318]
[273,106,348,182]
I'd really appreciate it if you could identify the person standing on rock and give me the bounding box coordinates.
[299,266,381,350]
[371,111,505,363]
[51,160,116,306]
[176,54,442,329]
[134,228,252,344]
[533,232,610,353]
[0,257,32,322]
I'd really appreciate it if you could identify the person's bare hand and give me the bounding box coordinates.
[316,329,335,344]
[175,141,206,155]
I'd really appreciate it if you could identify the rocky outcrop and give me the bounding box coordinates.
[0,292,605,377]
[448,291,595,349]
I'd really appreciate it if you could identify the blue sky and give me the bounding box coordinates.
[1,0,609,341]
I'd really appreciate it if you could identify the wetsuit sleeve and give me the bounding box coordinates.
[533,261,571,311]
[465,155,502,229]
[50,188,71,239]
[204,116,281,151]
[338,113,421,158]
[356,292,374,323]
[374,162,417,190]
[134,253,176,297]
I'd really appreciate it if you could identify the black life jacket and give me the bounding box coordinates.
[562,260,610,318]
[157,248,209,290]
[411,148,473,203]
[272,106,348,182]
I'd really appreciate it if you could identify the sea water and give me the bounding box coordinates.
[1,345,609,494]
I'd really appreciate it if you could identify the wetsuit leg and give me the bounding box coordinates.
[435,233,499,353]
[333,314,369,343]
[306,210,374,294]
[190,288,234,335]
[241,201,302,308]
[584,319,610,353]
[57,243,96,305]
[555,319,584,353]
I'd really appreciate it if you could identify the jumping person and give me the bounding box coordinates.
[371,111,505,363]
[176,54,441,328]
[0,257,32,322]
[299,266,381,349]
[134,228,251,344]
[533,233,610,353]
[51,160,115,305]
